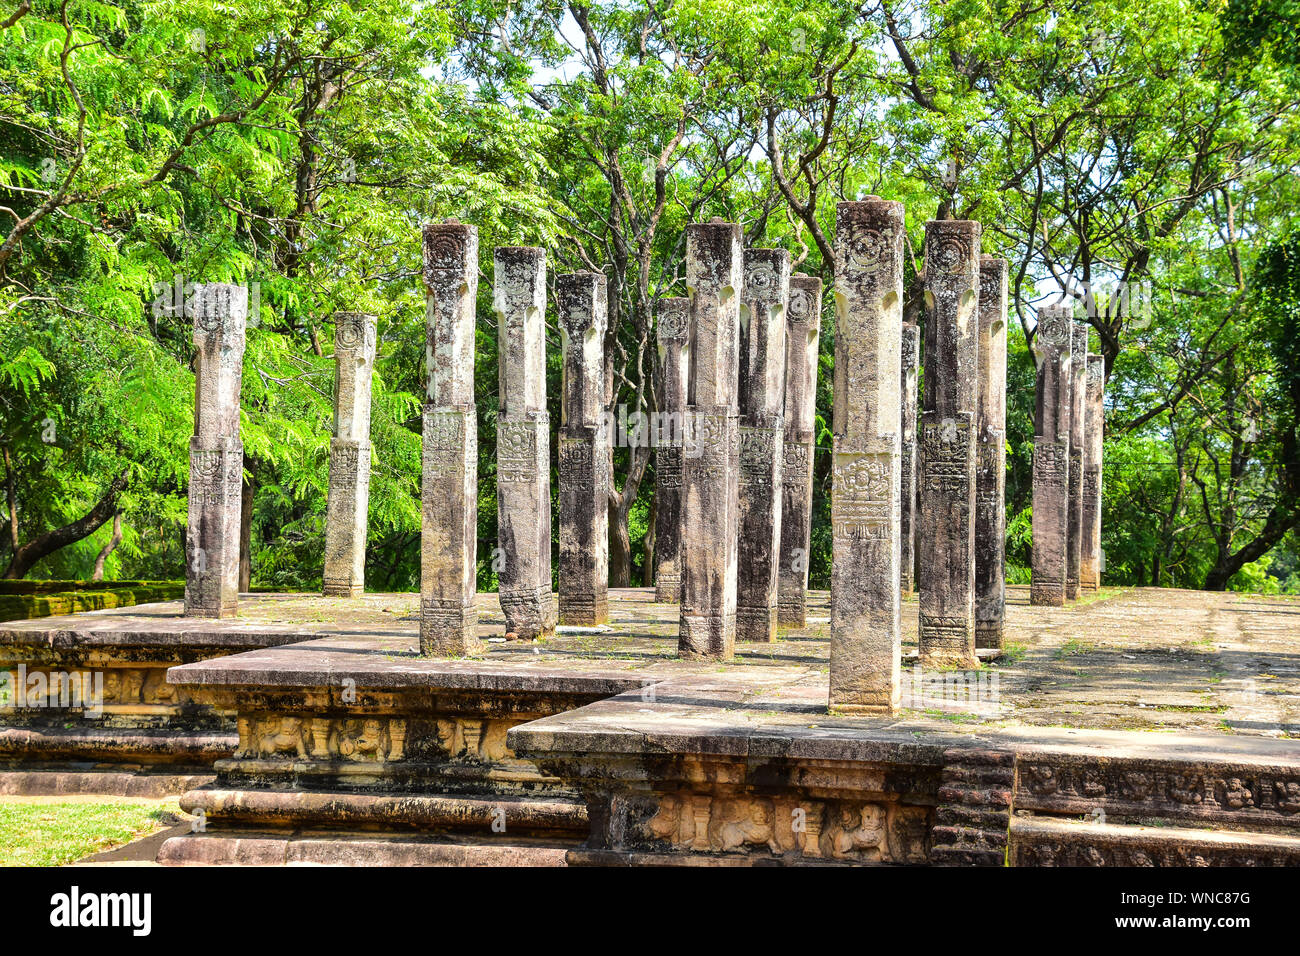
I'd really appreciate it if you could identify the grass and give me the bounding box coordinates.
[0,799,179,866]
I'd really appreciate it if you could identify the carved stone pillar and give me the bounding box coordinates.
[736,249,790,643]
[1066,320,1088,600]
[185,283,246,619]
[679,220,742,658]
[654,298,690,602]
[777,274,822,626]
[557,272,609,626]
[829,198,904,713]
[1031,304,1073,607]
[899,322,920,594]
[1080,355,1105,591]
[974,258,1007,649]
[420,222,479,655]
[323,312,377,597]
[917,219,981,667]
[495,246,555,641]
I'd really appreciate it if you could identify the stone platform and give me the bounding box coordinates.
[5,587,1298,863]
[105,586,1300,866]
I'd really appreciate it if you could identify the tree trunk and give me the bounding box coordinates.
[641,489,657,587]
[3,471,129,579]
[608,443,651,587]
[239,475,255,592]
[91,512,123,581]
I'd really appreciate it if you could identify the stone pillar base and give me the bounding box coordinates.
[974,623,1003,650]
[419,600,480,657]
[184,436,243,619]
[777,599,806,628]
[323,583,364,599]
[679,612,737,658]
[501,587,557,641]
[560,593,609,627]
[654,575,681,603]
[1030,584,1065,607]
[737,605,778,643]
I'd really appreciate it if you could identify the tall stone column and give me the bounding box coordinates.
[975,258,1008,649]
[654,298,690,602]
[1031,304,1073,607]
[829,198,904,713]
[736,248,790,643]
[1080,354,1105,591]
[420,222,479,655]
[323,312,377,597]
[778,274,822,627]
[917,220,981,667]
[679,220,742,658]
[495,246,556,641]
[1065,320,1088,600]
[899,323,920,594]
[185,284,246,618]
[557,272,609,626]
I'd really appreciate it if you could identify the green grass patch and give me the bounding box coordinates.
[1055,639,1094,659]
[0,800,178,866]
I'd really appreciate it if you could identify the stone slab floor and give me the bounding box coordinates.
[19,585,1297,740]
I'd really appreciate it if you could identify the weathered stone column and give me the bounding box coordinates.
[1080,354,1105,591]
[778,274,822,627]
[557,272,609,626]
[495,246,556,641]
[974,258,1007,649]
[829,198,903,712]
[1065,320,1088,600]
[654,298,690,602]
[736,249,790,643]
[899,323,920,594]
[420,222,479,655]
[917,220,981,667]
[1030,304,1073,607]
[185,284,246,618]
[679,220,742,658]
[323,312,377,598]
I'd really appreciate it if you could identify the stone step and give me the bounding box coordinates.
[0,726,234,762]
[180,786,588,834]
[157,832,572,866]
[0,769,211,797]
[1009,815,1300,866]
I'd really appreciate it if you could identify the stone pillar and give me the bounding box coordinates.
[1066,320,1088,600]
[185,284,247,618]
[778,274,822,627]
[917,219,981,667]
[899,323,920,594]
[654,298,690,602]
[975,258,1007,649]
[495,246,556,641]
[420,222,480,655]
[557,272,609,626]
[1030,304,1073,607]
[679,220,742,658]
[1080,354,1105,591]
[323,312,377,597]
[829,198,904,713]
[736,248,790,643]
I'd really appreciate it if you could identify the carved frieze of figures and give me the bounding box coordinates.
[236,715,407,763]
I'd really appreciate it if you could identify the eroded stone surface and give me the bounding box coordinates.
[185,283,246,619]
[829,199,904,712]
[323,312,377,598]
[1081,354,1105,591]
[899,322,919,595]
[1066,320,1088,600]
[975,258,1007,648]
[918,219,980,666]
[778,274,822,626]
[654,298,690,602]
[420,222,480,655]
[736,249,789,643]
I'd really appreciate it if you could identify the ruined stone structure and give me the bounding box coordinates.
[735,249,790,642]
[654,298,690,602]
[557,273,610,626]
[974,258,1007,648]
[829,199,904,712]
[323,312,376,598]
[777,274,822,627]
[899,323,920,594]
[420,222,481,655]
[678,221,742,658]
[185,283,247,619]
[1066,320,1088,600]
[1081,354,1105,591]
[1031,304,1073,607]
[495,247,556,641]
[917,220,981,667]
